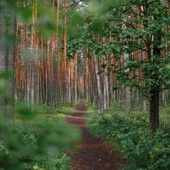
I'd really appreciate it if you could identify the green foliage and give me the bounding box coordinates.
[86,103,170,170]
[67,1,170,104]
[0,104,80,169]
[0,0,84,167]
[34,2,57,38]
[71,11,85,25]
[0,71,14,106]
[0,72,80,170]
[55,153,71,170]
[0,0,58,40]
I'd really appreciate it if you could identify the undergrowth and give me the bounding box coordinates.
[86,102,170,170]
[0,102,80,170]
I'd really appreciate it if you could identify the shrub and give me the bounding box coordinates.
[86,103,170,170]
[0,103,80,170]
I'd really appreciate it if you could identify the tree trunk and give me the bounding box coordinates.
[74,54,78,102]
[125,86,131,114]
[150,86,159,133]
[103,64,110,110]
[149,20,161,132]
[124,53,131,114]
[85,56,89,102]
[94,56,103,114]
[142,98,147,112]
[62,0,67,106]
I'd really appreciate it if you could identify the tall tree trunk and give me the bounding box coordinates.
[149,31,161,133]
[74,54,78,102]
[125,86,131,114]
[94,56,103,114]
[142,98,147,112]
[53,0,60,111]
[62,0,67,106]
[103,59,110,110]
[124,53,131,114]
[150,86,159,133]
[85,54,90,102]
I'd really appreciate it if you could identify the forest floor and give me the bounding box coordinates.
[66,102,126,170]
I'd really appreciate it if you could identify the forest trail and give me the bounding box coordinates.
[66,102,126,170]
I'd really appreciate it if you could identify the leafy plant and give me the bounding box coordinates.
[0,71,80,170]
[86,103,170,170]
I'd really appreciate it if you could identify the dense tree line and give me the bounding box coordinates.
[67,0,170,132]
[0,0,170,132]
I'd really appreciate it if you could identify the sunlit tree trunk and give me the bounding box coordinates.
[30,3,35,105]
[85,52,90,102]
[61,0,67,106]
[68,60,71,102]
[53,0,60,110]
[33,4,39,105]
[74,54,78,102]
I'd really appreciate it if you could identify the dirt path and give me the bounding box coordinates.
[66,102,126,170]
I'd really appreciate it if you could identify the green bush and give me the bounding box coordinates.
[86,103,170,170]
[0,103,80,170]
[0,116,80,170]
[0,72,80,170]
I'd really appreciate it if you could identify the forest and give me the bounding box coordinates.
[0,0,170,169]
